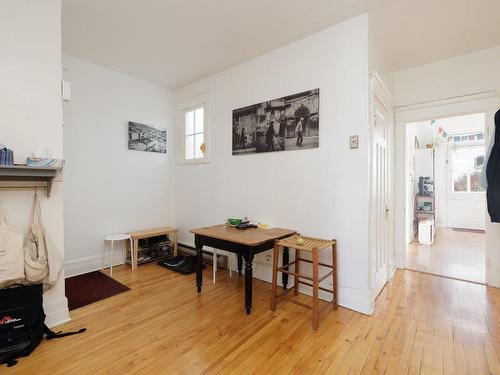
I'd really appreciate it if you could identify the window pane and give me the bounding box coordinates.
[471,149,485,171]
[185,135,194,160]
[194,133,204,159]
[454,174,468,192]
[185,110,194,136]
[471,171,484,192]
[470,148,485,192]
[452,149,469,192]
[195,107,204,133]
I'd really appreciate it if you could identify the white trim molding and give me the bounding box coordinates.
[252,260,372,315]
[44,296,70,328]
[65,254,104,278]
[395,90,500,123]
[65,251,129,278]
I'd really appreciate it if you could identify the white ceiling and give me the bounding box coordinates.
[62,0,500,89]
[369,0,500,74]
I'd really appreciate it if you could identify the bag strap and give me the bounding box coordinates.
[23,193,38,244]
[33,192,48,255]
[43,324,86,340]
[34,191,43,227]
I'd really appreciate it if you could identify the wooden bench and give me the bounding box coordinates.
[127,227,178,269]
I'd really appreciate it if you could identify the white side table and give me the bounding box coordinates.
[104,234,134,276]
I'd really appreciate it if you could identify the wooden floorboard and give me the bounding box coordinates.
[5,264,500,375]
[406,228,485,283]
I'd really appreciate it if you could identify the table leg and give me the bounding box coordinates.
[282,247,289,290]
[173,231,178,257]
[237,253,243,275]
[133,239,139,269]
[332,242,338,311]
[195,238,203,293]
[244,251,254,314]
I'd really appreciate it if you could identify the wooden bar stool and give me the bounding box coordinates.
[271,235,337,330]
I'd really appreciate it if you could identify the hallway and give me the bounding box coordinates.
[406,228,485,283]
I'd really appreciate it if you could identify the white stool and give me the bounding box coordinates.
[212,248,237,284]
[104,234,134,276]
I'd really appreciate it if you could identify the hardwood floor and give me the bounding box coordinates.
[406,228,485,283]
[6,264,500,374]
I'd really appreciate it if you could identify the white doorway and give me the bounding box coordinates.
[404,113,486,283]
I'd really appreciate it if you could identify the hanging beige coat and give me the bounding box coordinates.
[0,207,25,288]
[24,193,63,289]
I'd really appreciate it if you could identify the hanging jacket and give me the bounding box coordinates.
[486,109,500,222]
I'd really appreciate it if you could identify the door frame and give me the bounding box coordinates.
[394,90,500,287]
[368,72,395,310]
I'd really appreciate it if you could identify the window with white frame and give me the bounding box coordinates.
[450,145,485,193]
[182,104,208,163]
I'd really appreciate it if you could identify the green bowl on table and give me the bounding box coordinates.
[227,218,243,226]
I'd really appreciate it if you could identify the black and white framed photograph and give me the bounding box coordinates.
[128,121,167,153]
[232,88,319,155]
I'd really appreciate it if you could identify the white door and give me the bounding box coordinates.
[371,94,391,297]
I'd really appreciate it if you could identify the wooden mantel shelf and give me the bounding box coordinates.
[0,165,62,197]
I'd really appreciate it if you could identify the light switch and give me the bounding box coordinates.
[350,135,359,149]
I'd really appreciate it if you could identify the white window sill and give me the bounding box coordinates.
[178,158,210,165]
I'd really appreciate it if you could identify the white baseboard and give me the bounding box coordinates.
[65,253,126,278]
[252,262,372,315]
[449,220,486,231]
[486,266,500,288]
[44,296,70,328]
[65,254,103,278]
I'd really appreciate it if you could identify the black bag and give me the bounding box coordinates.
[0,284,85,367]
[157,254,200,274]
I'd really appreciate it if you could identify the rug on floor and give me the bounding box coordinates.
[65,271,130,311]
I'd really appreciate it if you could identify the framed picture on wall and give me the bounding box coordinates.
[128,121,167,153]
[232,88,319,155]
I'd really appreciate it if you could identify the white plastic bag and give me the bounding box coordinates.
[0,207,25,288]
[23,193,63,289]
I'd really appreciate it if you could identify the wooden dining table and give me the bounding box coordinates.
[190,224,297,314]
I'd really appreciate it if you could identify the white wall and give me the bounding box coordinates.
[393,46,500,287]
[0,0,68,327]
[62,55,176,277]
[393,45,500,107]
[174,15,372,313]
[367,13,395,97]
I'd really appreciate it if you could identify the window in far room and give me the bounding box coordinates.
[450,132,485,193]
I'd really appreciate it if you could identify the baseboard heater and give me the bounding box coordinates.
[178,243,230,268]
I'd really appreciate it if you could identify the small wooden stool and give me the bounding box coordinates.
[271,235,337,330]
